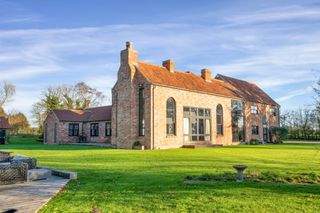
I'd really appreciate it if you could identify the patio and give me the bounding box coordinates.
[0,176,69,213]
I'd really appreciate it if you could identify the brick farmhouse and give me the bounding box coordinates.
[44,42,280,149]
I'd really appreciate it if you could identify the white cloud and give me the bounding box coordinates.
[0,65,63,81]
[0,3,319,124]
[227,6,320,25]
[276,85,314,102]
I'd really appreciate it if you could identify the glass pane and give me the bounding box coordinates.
[199,135,205,141]
[205,119,210,134]
[217,125,222,134]
[199,119,204,134]
[217,115,222,124]
[167,100,174,109]
[198,109,204,116]
[183,107,190,117]
[205,109,210,117]
[191,108,197,117]
[217,105,222,114]
[183,118,189,134]
[191,118,197,134]
[192,136,197,141]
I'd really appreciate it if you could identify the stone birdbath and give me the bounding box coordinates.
[233,165,247,182]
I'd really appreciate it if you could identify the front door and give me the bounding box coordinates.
[263,127,269,142]
[0,129,6,144]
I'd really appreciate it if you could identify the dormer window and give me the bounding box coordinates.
[251,105,258,114]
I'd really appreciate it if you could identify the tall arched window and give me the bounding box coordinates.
[166,98,176,135]
[216,104,223,135]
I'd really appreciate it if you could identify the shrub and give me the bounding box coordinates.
[185,172,320,184]
[5,135,11,143]
[132,141,142,150]
[247,139,260,145]
[270,127,288,143]
[37,134,44,142]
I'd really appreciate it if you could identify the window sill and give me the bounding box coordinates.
[166,135,176,138]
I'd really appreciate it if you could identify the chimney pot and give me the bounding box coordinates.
[126,41,132,49]
[120,41,138,66]
[201,69,212,82]
[162,59,175,73]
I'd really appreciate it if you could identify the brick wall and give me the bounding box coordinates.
[44,112,59,144]
[244,102,279,142]
[83,121,111,143]
[151,85,237,148]
[111,43,152,149]
[44,112,111,144]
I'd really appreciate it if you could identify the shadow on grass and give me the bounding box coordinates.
[225,143,320,150]
[63,168,320,197]
[0,144,111,151]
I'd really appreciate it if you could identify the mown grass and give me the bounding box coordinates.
[1,136,320,213]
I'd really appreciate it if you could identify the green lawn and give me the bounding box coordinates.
[2,136,320,213]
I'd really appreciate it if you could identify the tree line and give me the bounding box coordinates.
[0,82,32,135]
[280,78,320,140]
[281,108,320,140]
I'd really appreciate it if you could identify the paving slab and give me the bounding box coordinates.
[0,176,69,213]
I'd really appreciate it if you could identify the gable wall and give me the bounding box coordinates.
[152,85,238,148]
[44,112,59,144]
[111,64,152,149]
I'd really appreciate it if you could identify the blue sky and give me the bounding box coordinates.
[0,0,319,124]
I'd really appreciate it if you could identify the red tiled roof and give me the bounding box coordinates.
[216,74,278,106]
[136,61,278,105]
[0,117,10,129]
[136,62,240,98]
[53,106,112,122]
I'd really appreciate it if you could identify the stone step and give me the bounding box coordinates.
[27,169,51,181]
[37,166,78,180]
[182,144,224,148]
[51,169,77,180]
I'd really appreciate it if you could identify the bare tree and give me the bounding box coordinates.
[31,102,47,133]
[0,81,16,107]
[298,108,316,139]
[31,82,106,132]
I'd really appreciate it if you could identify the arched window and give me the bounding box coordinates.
[216,104,223,135]
[166,98,176,135]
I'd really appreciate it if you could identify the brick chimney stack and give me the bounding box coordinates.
[201,69,212,82]
[162,59,175,73]
[120,41,138,65]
